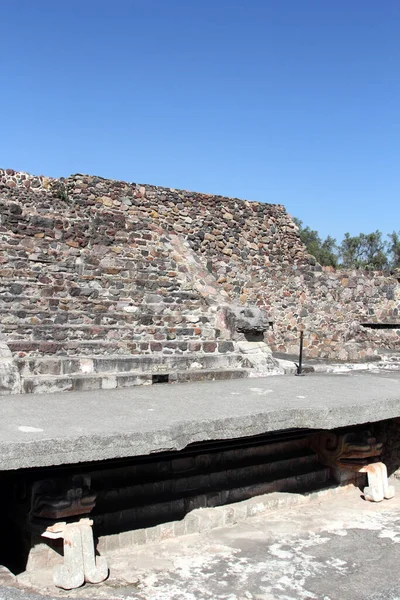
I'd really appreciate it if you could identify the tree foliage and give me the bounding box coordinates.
[339,231,388,270]
[293,219,338,267]
[295,218,400,271]
[388,231,400,269]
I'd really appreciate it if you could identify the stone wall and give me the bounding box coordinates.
[0,168,310,272]
[0,170,235,355]
[1,167,399,376]
[258,268,400,360]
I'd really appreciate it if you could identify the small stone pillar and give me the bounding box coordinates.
[359,462,395,502]
[30,475,108,590]
[42,519,108,590]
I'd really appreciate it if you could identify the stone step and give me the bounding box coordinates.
[2,323,217,342]
[0,255,179,270]
[0,308,210,326]
[0,274,181,285]
[9,339,130,356]
[0,264,180,281]
[0,230,164,246]
[10,338,237,357]
[0,253,191,270]
[0,280,188,297]
[376,352,400,361]
[376,361,400,370]
[20,367,250,394]
[0,284,203,299]
[16,351,243,377]
[0,295,205,312]
[0,296,136,313]
[0,262,178,278]
[0,273,182,289]
[0,266,182,279]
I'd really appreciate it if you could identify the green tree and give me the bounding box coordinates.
[388,231,400,269]
[294,218,338,267]
[339,230,388,270]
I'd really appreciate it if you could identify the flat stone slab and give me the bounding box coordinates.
[1,371,400,471]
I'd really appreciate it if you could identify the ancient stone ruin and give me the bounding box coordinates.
[1,167,399,395]
[0,168,399,394]
[1,168,400,592]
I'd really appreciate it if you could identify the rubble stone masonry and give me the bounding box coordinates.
[1,168,399,371]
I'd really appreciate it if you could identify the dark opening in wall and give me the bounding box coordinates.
[244,331,264,342]
[152,374,170,384]
[361,323,400,330]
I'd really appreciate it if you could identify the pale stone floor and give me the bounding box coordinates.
[3,481,400,600]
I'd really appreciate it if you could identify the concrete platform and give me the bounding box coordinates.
[1,371,400,471]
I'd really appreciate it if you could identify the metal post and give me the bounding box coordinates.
[295,330,304,376]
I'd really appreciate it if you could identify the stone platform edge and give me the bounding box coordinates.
[2,395,400,471]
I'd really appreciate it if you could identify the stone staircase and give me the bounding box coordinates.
[15,351,248,394]
[375,351,400,371]
[0,190,253,393]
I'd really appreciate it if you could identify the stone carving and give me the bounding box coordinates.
[30,475,107,589]
[231,305,272,335]
[308,430,383,470]
[31,475,96,521]
[309,429,395,502]
[42,519,108,589]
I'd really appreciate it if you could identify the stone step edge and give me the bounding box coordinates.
[0,280,190,292]
[0,271,185,282]
[0,275,185,287]
[21,367,249,382]
[0,291,204,301]
[99,478,360,553]
[0,308,209,320]
[16,351,244,364]
[0,252,174,265]
[0,295,205,306]
[16,353,245,375]
[20,368,251,393]
[2,323,212,332]
[9,340,235,354]
[277,358,400,375]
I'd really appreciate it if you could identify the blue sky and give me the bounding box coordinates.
[1,0,399,243]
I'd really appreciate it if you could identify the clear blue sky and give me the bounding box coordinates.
[1,0,399,243]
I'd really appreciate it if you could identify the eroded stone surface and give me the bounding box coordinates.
[1,372,400,470]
